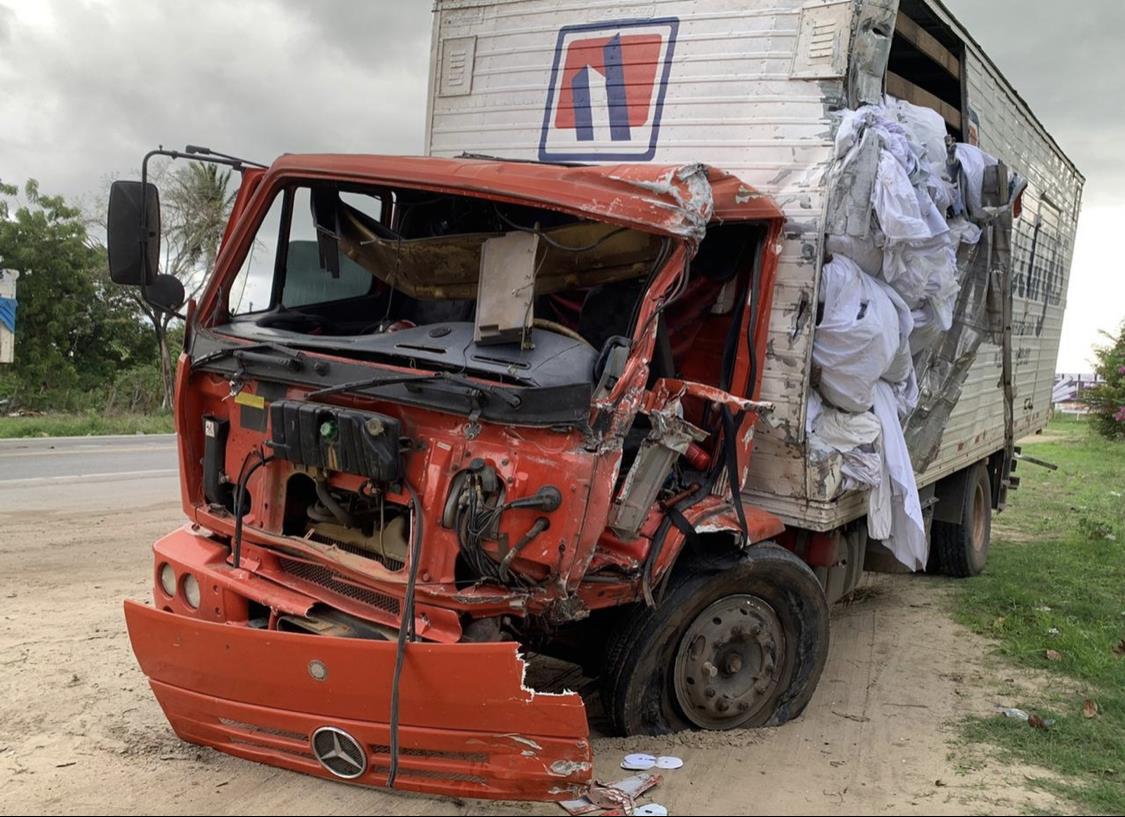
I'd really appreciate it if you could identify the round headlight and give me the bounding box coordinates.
[182,574,201,609]
[158,563,176,597]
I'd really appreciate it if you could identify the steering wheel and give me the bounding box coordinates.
[532,318,593,346]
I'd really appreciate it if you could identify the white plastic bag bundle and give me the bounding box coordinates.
[811,406,883,490]
[882,232,957,307]
[873,276,916,384]
[887,98,950,178]
[954,143,999,216]
[825,232,883,277]
[868,380,928,569]
[873,151,939,242]
[812,255,902,413]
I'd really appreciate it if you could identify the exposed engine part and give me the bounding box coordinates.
[499,516,550,581]
[277,606,396,640]
[284,473,410,570]
[310,517,408,564]
[506,485,562,512]
[610,409,708,537]
[462,616,505,642]
[449,461,507,581]
[314,477,359,529]
[443,459,560,585]
[202,415,231,508]
[269,400,404,483]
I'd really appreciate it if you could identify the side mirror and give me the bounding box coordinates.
[107,180,161,286]
[144,274,186,313]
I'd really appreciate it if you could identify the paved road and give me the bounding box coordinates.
[0,434,179,512]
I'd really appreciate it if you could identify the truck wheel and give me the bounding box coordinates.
[600,543,829,736]
[930,462,991,577]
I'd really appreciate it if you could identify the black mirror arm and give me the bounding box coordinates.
[136,145,267,318]
[140,146,266,248]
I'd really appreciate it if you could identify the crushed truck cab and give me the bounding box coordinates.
[116,155,795,799]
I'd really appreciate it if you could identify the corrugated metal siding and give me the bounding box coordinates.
[427,0,1082,530]
[913,49,1082,490]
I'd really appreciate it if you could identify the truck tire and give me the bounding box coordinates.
[600,543,829,736]
[929,462,991,577]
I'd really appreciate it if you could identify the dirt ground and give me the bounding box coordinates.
[0,496,1066,815]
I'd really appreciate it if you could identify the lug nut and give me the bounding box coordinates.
[702,661,718,679]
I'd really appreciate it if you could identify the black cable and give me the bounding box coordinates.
[231,451,274,570]
[493,206,630,252]
[387,479,423,788]
[720,407,750,542]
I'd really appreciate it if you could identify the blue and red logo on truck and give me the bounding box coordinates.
[539,18,679,162]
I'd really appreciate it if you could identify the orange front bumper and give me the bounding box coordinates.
[124,601,592,801]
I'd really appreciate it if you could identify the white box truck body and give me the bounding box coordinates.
[424,0,1083,566]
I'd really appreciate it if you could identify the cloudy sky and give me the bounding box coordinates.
[1,0,1120,370]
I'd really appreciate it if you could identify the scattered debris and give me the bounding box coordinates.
[634,805,669,816]
[832,710,870,723]
[1047,627,1061,637]
[620,754,684,772]
[1034,606,1052,612]
[55,761,77,768]
[1027,714,1054,731]
[559,774,661,816]
[935,779,946,787]
[999,707,1029,721]
[1045,649,1063,662]
[621,753,657,771]
[1082,699,1099,719]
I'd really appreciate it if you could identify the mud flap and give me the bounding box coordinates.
[124,601,591,801]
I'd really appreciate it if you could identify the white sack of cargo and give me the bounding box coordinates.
[811,255,902,414]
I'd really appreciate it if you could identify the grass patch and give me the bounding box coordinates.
[954,417,1125,813]
[0,412,174,438]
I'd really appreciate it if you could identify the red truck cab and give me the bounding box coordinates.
[109,153,828,800]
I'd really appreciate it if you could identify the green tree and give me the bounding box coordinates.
[136,161,234,408]
[1084,321,1125,440]
[0,180,156,411]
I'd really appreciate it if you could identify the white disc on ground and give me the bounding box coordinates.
[621,753,657,770]
[655,755,683,770]
[635,805,669,816]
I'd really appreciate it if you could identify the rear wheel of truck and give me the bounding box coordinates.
[601,543,829,735]
[929,462,991,577]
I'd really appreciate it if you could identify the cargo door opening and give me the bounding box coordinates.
[887,0,967,141]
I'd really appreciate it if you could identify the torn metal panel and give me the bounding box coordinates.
[125,601,592,800]
[608,163,715,243]
[824,127,880,238]
[905,162,1017,470]
[847,0,898,108]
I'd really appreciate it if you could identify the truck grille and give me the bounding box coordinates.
[277,557,401,615]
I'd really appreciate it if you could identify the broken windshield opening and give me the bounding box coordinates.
[221,181,669,353]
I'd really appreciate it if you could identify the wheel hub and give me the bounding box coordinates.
[672,594,787,729]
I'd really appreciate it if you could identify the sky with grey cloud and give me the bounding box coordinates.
[0,0,1120,369]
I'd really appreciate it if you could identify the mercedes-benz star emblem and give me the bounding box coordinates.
[311,726,367,779]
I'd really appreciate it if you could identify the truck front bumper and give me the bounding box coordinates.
[124,599,592,801]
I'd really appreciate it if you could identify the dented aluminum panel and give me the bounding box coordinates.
[426,0,1082,531]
